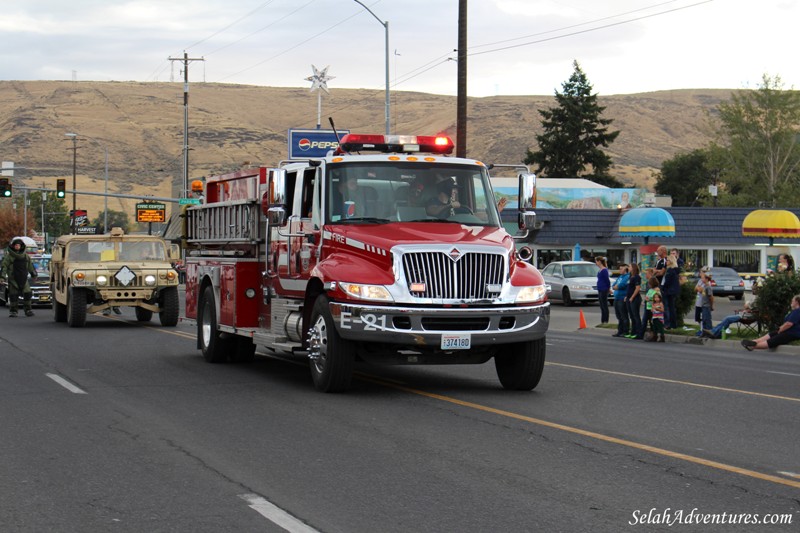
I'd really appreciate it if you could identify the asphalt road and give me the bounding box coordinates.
[1,297,798,532]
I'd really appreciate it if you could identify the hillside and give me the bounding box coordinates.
[0,81,732,220]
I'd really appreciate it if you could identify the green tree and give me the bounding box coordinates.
[654,149,713,206]
[712,74,800,207]
[525,60,621,187]
[91,209,131,234]
[26,191,70,246]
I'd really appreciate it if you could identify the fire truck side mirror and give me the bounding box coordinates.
[265,168,289,226]
[518,172,537,230]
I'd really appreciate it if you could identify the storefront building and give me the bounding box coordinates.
[508,207,800,274]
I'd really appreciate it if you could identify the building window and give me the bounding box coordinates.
[676,249,708,273]
[714,249,759,272]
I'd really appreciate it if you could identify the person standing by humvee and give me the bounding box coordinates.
[1,238,37,317]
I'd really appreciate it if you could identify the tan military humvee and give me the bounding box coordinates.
[50,227,180,327]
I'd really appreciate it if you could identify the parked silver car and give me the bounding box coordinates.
[541,261,602,306]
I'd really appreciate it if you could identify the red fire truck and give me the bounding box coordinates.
[183,133,549,392]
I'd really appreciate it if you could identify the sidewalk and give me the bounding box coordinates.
[552,320,800,356]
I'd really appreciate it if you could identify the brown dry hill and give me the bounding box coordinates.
[0,80,731,220]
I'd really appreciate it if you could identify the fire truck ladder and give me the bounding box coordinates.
[185,200,260,245]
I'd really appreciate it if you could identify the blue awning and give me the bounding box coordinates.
[619,207,675,237]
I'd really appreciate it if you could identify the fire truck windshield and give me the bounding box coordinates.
[326,162,502,226]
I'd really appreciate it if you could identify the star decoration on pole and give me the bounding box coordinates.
[306,65,334,94]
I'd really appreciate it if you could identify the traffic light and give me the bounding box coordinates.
[56,179,66,198]
[0,178,10,198]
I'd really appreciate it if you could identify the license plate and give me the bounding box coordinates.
[724,285,732,291]
[441,333,471,350]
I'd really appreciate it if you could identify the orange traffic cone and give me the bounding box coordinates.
[578,309,587,329]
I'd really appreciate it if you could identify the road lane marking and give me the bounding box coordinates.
[548,362,800,403]
[239,494,320,533]
[362,376,800,490]
[766,371,800,378]
[46,373,87,394]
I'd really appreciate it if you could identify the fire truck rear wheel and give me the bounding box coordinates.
[66,287,87,328]
[199,285,233,363]
[308,296,355,392]
[159,286,179,327]
[135,307,153,322]
[494,338,546,391]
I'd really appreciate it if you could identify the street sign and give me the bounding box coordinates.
[179,198,201,205]
[136,201,166,223]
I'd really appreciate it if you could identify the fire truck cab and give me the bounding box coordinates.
[184,134,549,392]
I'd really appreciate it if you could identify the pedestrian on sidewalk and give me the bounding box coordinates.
[651,292,666,342]
[612,264,630,337]
[595,256,611,324]
[625,263,642,338]
[694,270,714,336]
[703,301,754,339]
[662,255,681,329]
[742,294,800,351]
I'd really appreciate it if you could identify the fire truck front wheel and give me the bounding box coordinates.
[199,286,234,363]
[307,296,355,393]
[494,337,546,391]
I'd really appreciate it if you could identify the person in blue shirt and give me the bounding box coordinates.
[742,294,800,351]
[611,264,630,337]
[595,256,611,324]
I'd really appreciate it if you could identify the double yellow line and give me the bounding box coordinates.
[361,371,800,491]
[147,320,800,490]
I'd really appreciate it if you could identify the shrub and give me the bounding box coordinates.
[675,280,696,326]
[751,273,800,331]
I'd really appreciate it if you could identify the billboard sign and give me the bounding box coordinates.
[136,202,166,223]
[288,128,349,159]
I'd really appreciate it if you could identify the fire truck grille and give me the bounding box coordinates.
[402,251,505,300]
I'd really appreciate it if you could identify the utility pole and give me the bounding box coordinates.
[456,0,468,158]
[168,51,204,200]
[65,133,78,234]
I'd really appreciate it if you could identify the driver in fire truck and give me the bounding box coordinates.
[426,177,465,219]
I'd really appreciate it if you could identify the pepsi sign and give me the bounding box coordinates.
[288,128,349,159]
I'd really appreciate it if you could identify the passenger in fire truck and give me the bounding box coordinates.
[331,175,378,219]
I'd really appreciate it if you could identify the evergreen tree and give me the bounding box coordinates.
[525,60,621,187]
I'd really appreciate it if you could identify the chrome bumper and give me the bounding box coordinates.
[329,301,549,346]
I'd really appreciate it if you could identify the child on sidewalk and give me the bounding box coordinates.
[651,292,666,342]
[641,276,661,340]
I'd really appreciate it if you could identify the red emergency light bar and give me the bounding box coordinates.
[335,134,455,155]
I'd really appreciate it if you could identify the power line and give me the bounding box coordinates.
[184,0,278,51]
[469,0,714,57]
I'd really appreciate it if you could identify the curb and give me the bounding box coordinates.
[554,323,800,355]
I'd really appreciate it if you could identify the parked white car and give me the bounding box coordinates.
[541,261,603,306]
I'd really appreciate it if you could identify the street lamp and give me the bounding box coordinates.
[353,0,390,135]
[65,133,78,234]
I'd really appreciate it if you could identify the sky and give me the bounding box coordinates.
[1,0,798,97]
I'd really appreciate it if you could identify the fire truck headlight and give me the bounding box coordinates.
[245,288,256,298]
[96,275,108,286]
[339,282,393,302]
[144,275,157,286]
[515,285,547,303]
